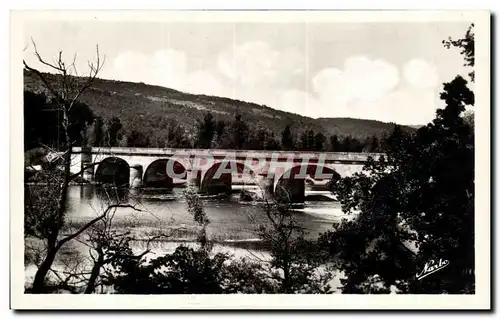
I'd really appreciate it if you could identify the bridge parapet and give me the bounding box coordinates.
[71,147,385,163]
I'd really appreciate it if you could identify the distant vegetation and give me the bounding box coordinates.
[24,70,415,152]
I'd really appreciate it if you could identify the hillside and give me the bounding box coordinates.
[24,70,415,150]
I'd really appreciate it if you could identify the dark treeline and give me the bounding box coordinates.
[24,91,94,151]
[24,91,386,153]
[195,113,385,152]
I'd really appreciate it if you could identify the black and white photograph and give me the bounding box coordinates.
[10,9,491,310]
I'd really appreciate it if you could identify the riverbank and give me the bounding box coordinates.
[26,184,351,293]
[24,234,345,293]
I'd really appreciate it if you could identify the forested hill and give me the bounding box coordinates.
[24,70,415,151]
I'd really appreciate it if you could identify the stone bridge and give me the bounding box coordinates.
[70,147,384,202]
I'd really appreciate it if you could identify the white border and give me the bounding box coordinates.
[9,9,491,310]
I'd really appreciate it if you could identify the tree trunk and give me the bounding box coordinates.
[85,253,104,294]
[282,264,291,293]
[31,110,73,292]
[56,111,72,228]
[281,250,292,293]
[31,245,58,293]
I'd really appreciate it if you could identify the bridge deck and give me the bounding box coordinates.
[72,147,385,162]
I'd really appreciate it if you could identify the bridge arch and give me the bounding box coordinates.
[143,158,187,188]
[200,160,256,195]
[95,157,130,187]
[273,163,341,203]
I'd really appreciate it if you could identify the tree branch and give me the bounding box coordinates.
[69,45,105,112]
[23,60,63,103]
[30,39,65,73]
[56,204,142,249]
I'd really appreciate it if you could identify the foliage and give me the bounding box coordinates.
[197,112,216,149]
[103,117,123,147]
[231,114,250,149]
[329,135,340,152]
[281,125,295,150]
[255,201,334,293]
[247,125,281,151]
[314,132,326,152]
[443,23,475,82]
[126,129,150,147]
[24,171,63,240]
[107,245,230,294]
[24,90,95,150]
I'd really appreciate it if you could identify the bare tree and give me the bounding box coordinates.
[22,41,132,293]
[24,42,193,293]
[80,185,186,294]
[241,175,335,293]
[256,189,334,293]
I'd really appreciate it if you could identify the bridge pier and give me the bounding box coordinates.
[275,179,306,203]
[200,174,232,195]
[81,147,94,182]
[129,164,143,188]
[258,175,275,201]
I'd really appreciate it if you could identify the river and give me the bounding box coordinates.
[66,185,351,245]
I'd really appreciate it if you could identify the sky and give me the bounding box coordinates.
[22,20,472,125]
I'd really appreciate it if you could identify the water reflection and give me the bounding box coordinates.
[79,184,94,200]
[94,185,130,203]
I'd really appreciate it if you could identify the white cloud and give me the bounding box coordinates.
[362,88,443,124]
[289,56,444,124]
[105,42,304,102]
[312,56,399,106]
[107,49,188,91]
[151,50,188,89]
[403,59,439,89]
[213,41,309,109]
[306,56,400,119]
[184,70,225,97]
[217,41,303,88]
[217,41,277,86]
[276,89,319,117]
[105,49,229,97]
